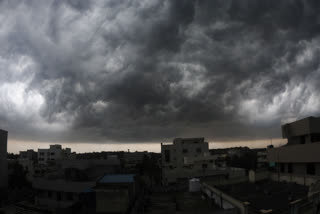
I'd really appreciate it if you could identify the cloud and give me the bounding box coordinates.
[1,0,320,143]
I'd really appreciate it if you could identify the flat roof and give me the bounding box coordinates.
[99,174,135,184]
[218,180,308,211]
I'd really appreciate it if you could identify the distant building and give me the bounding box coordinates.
[38,145,75,165]
[161,138,229,184]
[123,151,148,168]
[18,149,38,181]
[32,157,122,211]
[19,149,38,161]
[256,149,268,168]
[0,129,8,200]
[268,116,320,186]
[33,178,96,211]
[58,159,121,180]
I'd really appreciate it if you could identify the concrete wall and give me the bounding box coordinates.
[96,189,129,214]
[270,172,320,186]
[35,190,79,209]
[0,130,8,192]
[201,182,248,214]
[267,143,320,163]
[282,117,320,145]
[282,117,310,138]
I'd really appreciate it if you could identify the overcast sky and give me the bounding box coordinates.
[1,0,320,146]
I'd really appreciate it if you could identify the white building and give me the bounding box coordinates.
[0,129,8,198]
[38,145,75,165]
[161,138,224,184]
[268,116,320,186]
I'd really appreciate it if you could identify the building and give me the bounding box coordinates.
[267,116,320,186]
[19,149,38,161]
[32,157,122,212]
[256,149,268,168]
[38,145,75,165]
[123,151,149,169]
[201,179,317,214]
[33,178,95,211]
[18,149,38,181]
[94,174,138,214]
[0,129,8,203]
[161,138,229,184]
[57,158,121,180]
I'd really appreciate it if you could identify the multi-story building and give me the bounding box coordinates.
[161,138,228,184]
[0,129,8,201]
[256,149,268,168]
[38,145,75,165]
[19,149,38,161]
[123,151,149,169]
[18,149,38,181]
[32,158,122,212]
[267,116,320,186]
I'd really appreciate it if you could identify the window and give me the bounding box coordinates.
[57,192,62,201]
[307,163,315,175]
[67,192,73,201]
[165,150,170,162]
[300,136,306,144]
[48,191,52,198]
[288,163,293,173]
[51,152,55,155]
[182,149,188,154]
[311,134,320,143]
[40,152,44,156]
[202,164,208,169]
[280,163,285,173]
[196,148,202,153]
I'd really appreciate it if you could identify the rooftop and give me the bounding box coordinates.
[218,180,308,212]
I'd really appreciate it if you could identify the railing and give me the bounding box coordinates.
[201,182,248,214]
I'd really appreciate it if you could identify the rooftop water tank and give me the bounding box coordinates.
[189,178,200,192]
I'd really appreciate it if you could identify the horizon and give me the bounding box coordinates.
[7,138,287,154]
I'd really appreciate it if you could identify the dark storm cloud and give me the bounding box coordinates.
[1,0,320,143]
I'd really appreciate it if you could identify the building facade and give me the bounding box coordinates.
[0,129,8,201]
[161,138,224,184]
[268,116,320,186]
[38,145,75,165]
[94,174,137,214]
